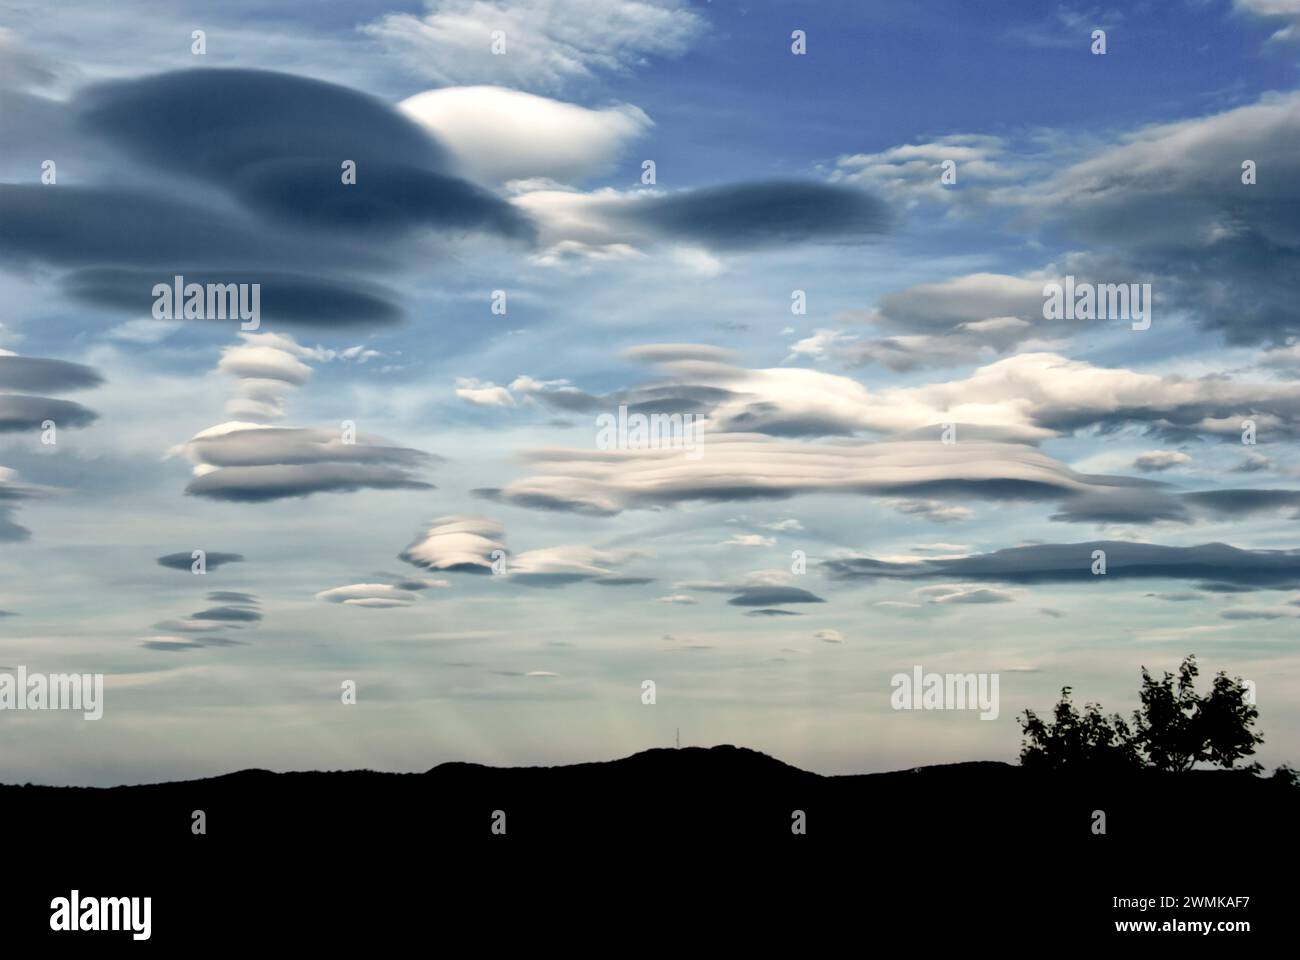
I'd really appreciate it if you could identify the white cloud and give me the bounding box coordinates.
[914,583,1018,604]
[1133,450,1192,472]
[455,377,516,407]
[166,422,431,502]
[401,515,507,574]
[400,85,651,184]
[721,533,776,547]
[786,328,858,362]
[364,0,705,92]
[315,584,420,607]
[832,134,1017,203]
[510,543,638,579]
[219,344,313,386]
[667,245,724,277]
[1235,0,1300,42]
[891,499,975,524]
[624,344,736,364]
[493,346,1300,459]
[476,348,1300,520]
[214,332,381,421]
[508,375,583,404]
[763,518,804,531]
[105,318,182,344]
[485,433,1127,516]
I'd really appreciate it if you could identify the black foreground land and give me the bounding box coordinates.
[4,745,1293,944]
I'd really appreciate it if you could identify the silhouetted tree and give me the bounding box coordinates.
[1133,656,1262,771]
[1198,669,1265,770]
[1019,656,1264,773]
[1271,764,1298,788]
[1133,656,1203,771]
[1019,687,1141,771]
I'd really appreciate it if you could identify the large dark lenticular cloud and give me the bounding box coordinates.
[1014,92,1300,347]
[156,551,244,572]
[80,68,452,184]
[186,463,434,502]
[624,181,893,249]
[206,591,259,605]
[824,541,1300,589]
[79,68,534,241]
[190,605,262,623]
[66,269,403,329]
[0,183,407,329]
[171,425,436,502]
[0,356,103,392]
[0,394,97,431]
[0,482,46,543]
[0,185,293,266]
[233,158,535,238]
[726,585,827,606]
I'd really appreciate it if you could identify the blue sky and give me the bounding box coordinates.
[1,0,1299,784]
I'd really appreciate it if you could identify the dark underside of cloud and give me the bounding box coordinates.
[1023,100,1300,347]
[232,158,534,238]
[824,540,1300,590]
[0,462,54,544]
[206,591,259,604]
[401,558,493,575]
[624,181,892,249]
[0,393,97,431]
[0,185,292,265]
[81,67,448,172]
[1180,489,1300,517]
[726,585,826,606]
[0,514,28,542]
[503,573,582,588]
[0,488,40,542]
[142,637,247,652]
[66,268,403,329]
[1054,488,1300,524]
[1060,222,1300,348]
[185,464,434,502]
[145,590,261,650]
[189,605,262,622]
[156,551,244,571]
[0,355,104,436]
[0,356,103,392]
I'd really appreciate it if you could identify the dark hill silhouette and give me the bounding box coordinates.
[3,744,1293,850]
[6,745,1294,944]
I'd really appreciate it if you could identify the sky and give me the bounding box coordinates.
[1,0,1299,785]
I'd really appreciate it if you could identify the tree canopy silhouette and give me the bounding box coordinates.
[1019,687,1140,771]
[1019,656,1263,772]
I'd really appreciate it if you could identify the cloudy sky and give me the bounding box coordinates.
[2,0,1299,785]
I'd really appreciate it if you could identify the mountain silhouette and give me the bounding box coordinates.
[4,744,1291,847]
[7,745,1293,943]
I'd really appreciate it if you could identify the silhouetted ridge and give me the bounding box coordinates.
[2,744,1293,858]
[428,744,810,778]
